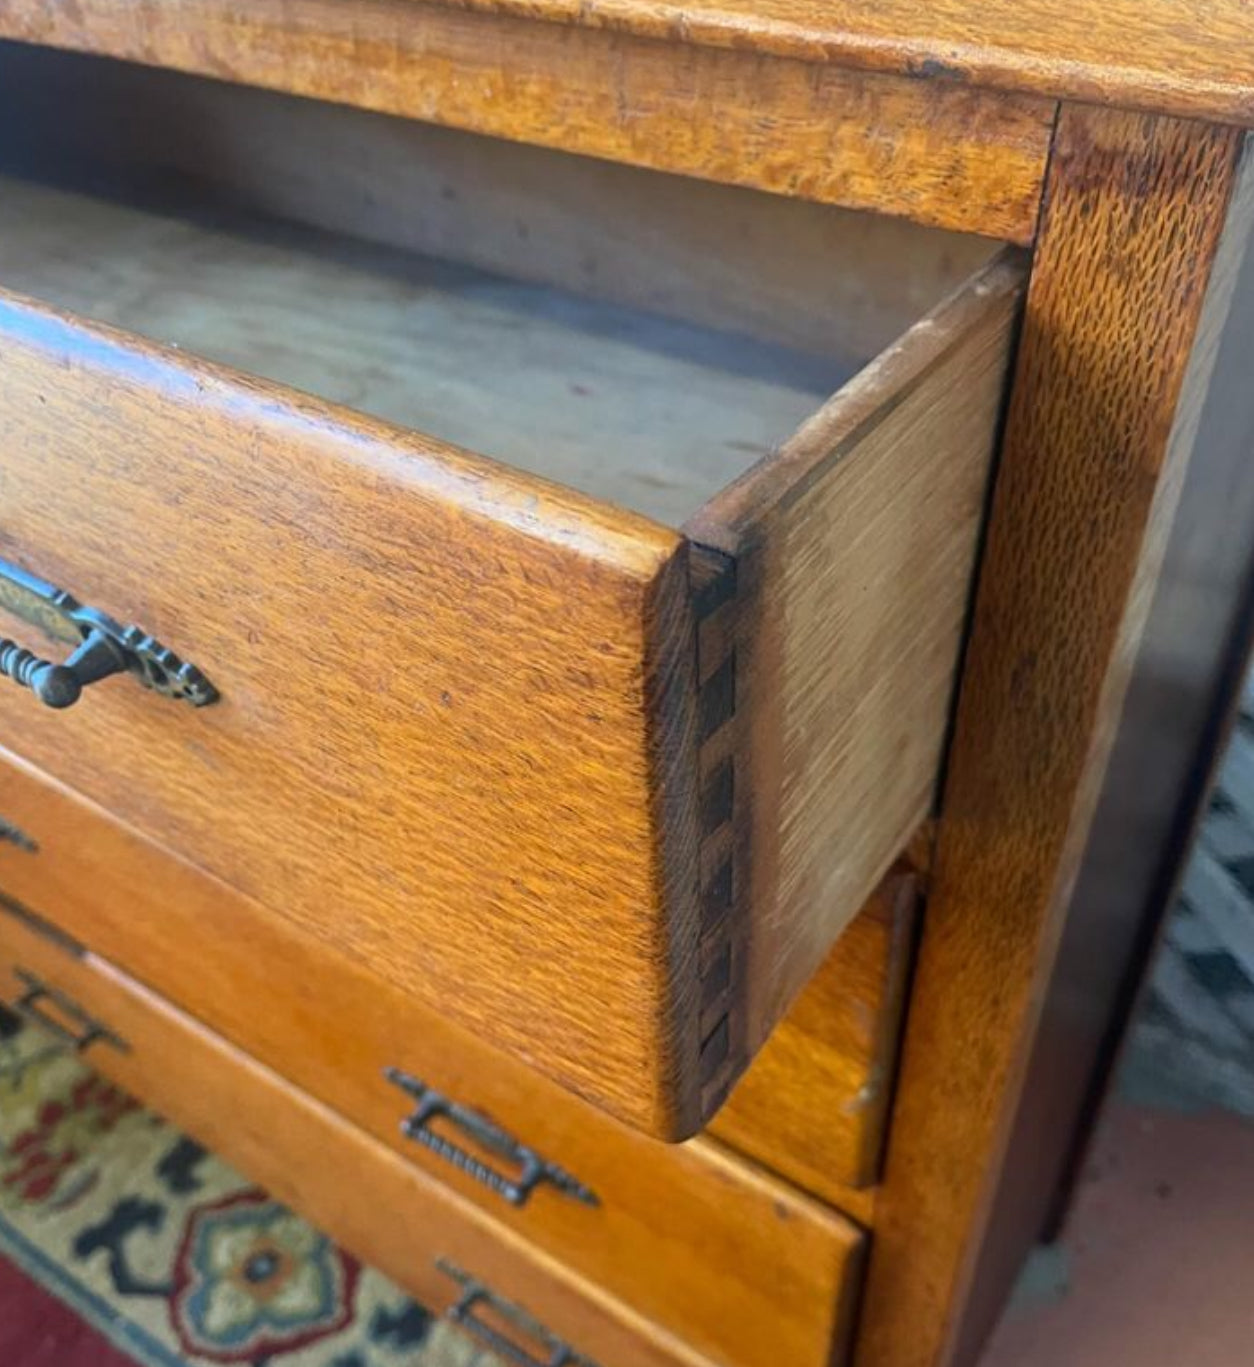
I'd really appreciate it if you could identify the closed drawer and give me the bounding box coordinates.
[0,47,1023,1138]
[0,747,867,1367]
[0,902,744,1367]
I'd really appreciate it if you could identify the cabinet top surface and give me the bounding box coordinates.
[7,0,1254,129]
[439,0,1254,122]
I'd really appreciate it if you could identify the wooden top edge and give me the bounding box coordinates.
[684,248,1028,552]
[414,0,1254,125]
[3,0,1253,130]
[0,288,684,581]
[0,7,1051,244]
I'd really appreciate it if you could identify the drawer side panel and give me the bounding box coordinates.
[711,863,920,1195]
[687,253,1025,1093]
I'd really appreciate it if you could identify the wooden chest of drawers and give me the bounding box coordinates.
[0,9,1251,1367]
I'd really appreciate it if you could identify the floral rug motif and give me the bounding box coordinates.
[0,1015,497,1366]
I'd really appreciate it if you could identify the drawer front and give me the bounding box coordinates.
[0,291,704,1138]
[0,906,730,1367]
[0,748,865,1367]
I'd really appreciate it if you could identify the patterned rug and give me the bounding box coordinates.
[0,1013,497,1366]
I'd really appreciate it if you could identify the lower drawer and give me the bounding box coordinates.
[0,904,719,1367]
[0,749,867,1367]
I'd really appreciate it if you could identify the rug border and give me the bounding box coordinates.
[0,1211,186,1367]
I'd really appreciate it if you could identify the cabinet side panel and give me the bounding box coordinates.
[856,109,1251,1367]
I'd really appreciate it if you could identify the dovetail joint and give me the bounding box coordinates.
[692,550,741,1117]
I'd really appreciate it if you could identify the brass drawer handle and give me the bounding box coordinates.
[384,1068,598,1210]
[0,818,37,853]
[8,968,127,1053]
[436,1259,600,1367]
[0,557,218,709]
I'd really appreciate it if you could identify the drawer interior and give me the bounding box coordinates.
[0,42,996,529]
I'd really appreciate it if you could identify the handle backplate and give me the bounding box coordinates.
[0,557,217,709]
[8,969,128,1053]
[436,1259,600,1367]
[385,1068,598,1210]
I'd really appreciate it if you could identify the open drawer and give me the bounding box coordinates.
[0,44,1023,1138]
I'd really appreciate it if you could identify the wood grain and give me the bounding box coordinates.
[687,252,1024,1090]
[710,863,919,1197]
[0,290,706,1139]
[421,0,1254,124]
[856,108,1251,1367]
[1025,167,1254,1241]
[8,0,1254,126]
[0,183,1019,1138]
[0,40,999,369]
[0,0,1053,240]
[0,903,744,1367]
[0,744,869,1367]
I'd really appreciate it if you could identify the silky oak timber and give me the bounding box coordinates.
[0,219,1018,1138]
[7,0,1254,135]
[2,0,1225,125]
[436,0,1254,124]
[417,0,1254,124]
[0,738,912,1210]
[0,171,829,528]
[0,13,1249,1367]
[0,42,1001,368]
[1028,169,1254,1241]
[0,744,871,1367]
[0,0,1054,241]
[0,290,706,1140]
[0,904,787,1367]
[856,109,1254,1367]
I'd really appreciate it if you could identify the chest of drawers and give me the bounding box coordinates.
[0,7,1250,1367]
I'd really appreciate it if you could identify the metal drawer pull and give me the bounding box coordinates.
[9,968,127,1053]
[436,1259,601,1367]
[0,818,37,853]
[384,1068,598,1210]
[0,556,218,709]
